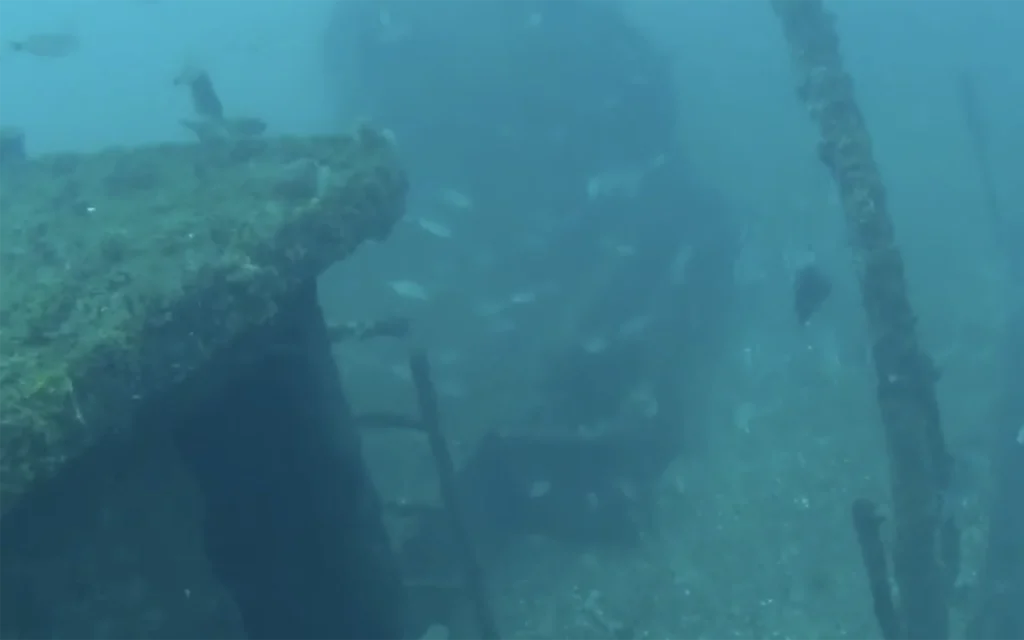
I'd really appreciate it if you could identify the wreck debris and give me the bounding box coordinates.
[771,2,958,638]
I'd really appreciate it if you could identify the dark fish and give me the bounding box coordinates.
[793,263,831,325]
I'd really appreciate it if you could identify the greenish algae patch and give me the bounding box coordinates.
[0,126,408,516]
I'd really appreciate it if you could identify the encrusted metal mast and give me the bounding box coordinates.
[770,2,958,639]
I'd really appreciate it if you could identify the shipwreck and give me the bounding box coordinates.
[0,127,414,638]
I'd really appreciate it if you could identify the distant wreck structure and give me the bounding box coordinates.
[328,2,740,635]
[0,126,411,638]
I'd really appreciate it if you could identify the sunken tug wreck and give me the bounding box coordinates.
[2,3,740,640]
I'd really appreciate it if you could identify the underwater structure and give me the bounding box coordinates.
[329,1,740,628]
[329,0,737,438]
[772,2,959,639]
[0,127,411,638]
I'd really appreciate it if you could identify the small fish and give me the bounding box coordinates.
[8,32,80,58]
[793,263,832,325]
[388,280,430,301]
[612,243,636,257]
[509,290,537,305]
[416,218,452,238]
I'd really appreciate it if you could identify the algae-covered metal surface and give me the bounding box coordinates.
[0,126,407,516]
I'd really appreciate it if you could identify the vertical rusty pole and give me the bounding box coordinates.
[770,3,957,638]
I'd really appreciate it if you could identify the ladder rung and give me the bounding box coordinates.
[352,411,422,431]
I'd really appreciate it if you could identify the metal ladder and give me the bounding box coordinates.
[350,349,499,640]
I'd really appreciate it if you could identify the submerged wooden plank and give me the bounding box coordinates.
[0,126,407,516]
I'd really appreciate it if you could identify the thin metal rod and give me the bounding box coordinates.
[409,349,500,640]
